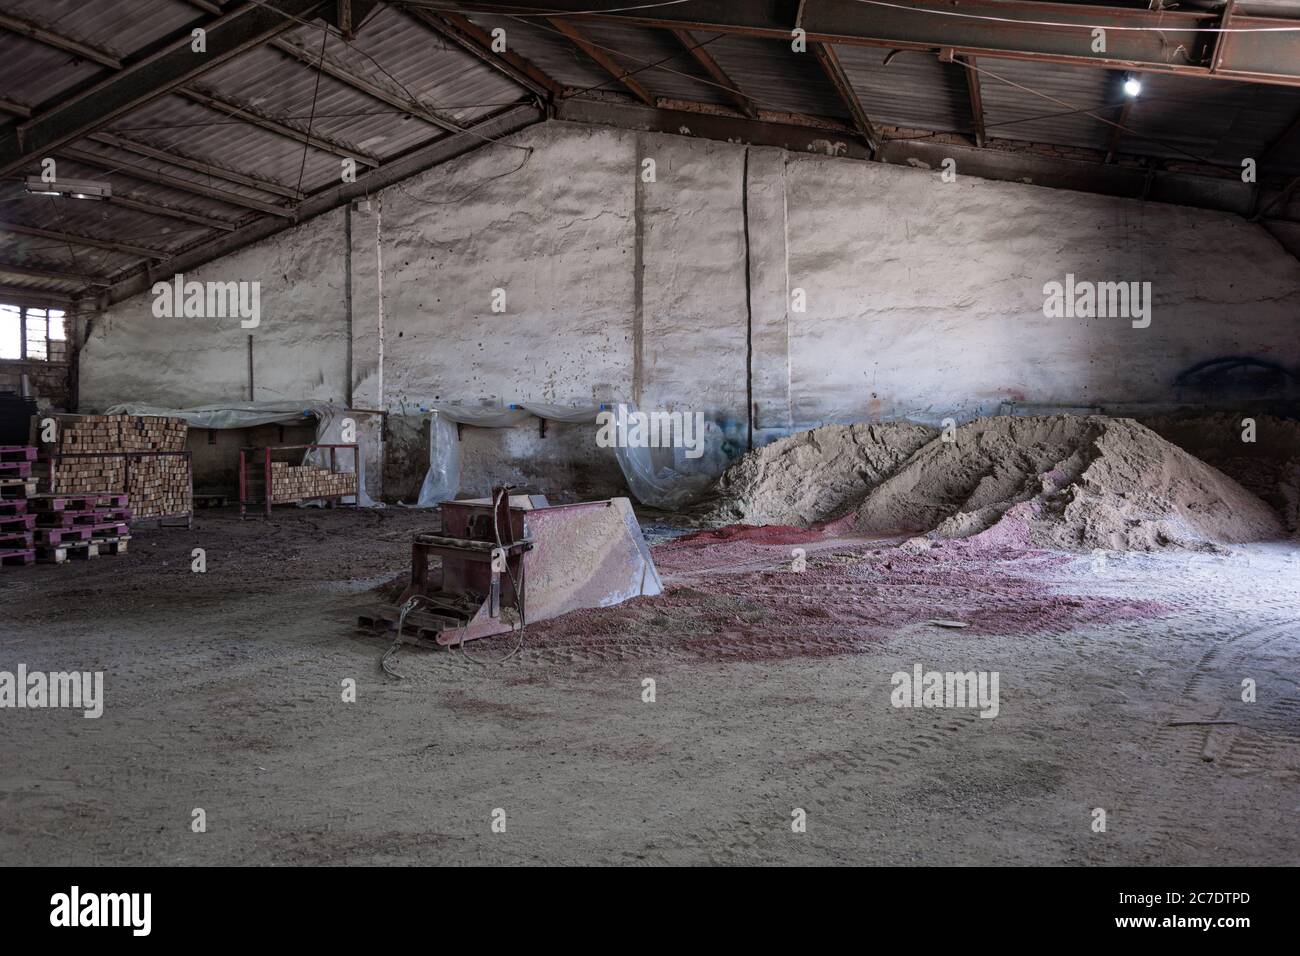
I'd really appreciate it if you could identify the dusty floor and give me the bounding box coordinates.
[1,506,1297,865]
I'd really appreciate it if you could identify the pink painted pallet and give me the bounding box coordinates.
[0,447,37,463]
[34,526,92,546]
[0,460,32,478]
[0,499,27,515]
[0,548,34,567]
[0,529,33,549]
[29,492,128,512]
[0,514,36,533]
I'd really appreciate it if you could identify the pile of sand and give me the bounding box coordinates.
[1143,412,1300,533]
[705,414,1287,551]
[704,421,938,525]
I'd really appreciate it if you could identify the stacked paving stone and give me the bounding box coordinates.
[270,461,357,504]
[33,413,191,520]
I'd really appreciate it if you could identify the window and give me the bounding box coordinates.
[0,304,66,362]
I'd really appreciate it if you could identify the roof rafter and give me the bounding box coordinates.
[405,9,562,99]
[452,0,1300,89]
[546,17,656,107]
[668,28,758,119]
[177,87,382,169]
[0,0,332,178]
[87,132,301,200]
[56,146,296,218]
[812,43,879,152]
[0,11,122,69]
[268,36,465,133]
[0,221,169,260]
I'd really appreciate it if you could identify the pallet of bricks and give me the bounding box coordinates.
[33,413,192,524]
[0,445,37,568]
[270,461,357,504]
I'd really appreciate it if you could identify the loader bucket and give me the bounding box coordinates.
[359,495,662,647]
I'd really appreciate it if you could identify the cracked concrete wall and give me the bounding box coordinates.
[78,120,1300,499]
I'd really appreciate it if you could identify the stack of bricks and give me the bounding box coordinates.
[30,492,131,564]
[128,455,192,518]
[33,413,191,520]
[270,461,358,504]
[0,446,37,568]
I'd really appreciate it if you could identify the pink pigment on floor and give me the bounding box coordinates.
[517,529,1171,663]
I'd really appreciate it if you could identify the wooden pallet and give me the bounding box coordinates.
[34,526,92,546]
[0,460,31,478]
[35,534,131,564]
[37,540,96,564]
[0,446,36,463]
[0,478,35,499]
[0,530,33,549]
[0,547,34,567]
[0,499,28,516]
[0,514,36,532]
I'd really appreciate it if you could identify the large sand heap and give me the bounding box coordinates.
[1143,412,1300,534]
[853,415,1284,550]
[705,421,938,525]
[705,414,1286,550]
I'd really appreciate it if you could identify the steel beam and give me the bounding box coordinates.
[0,98,31,119]
[177,87,382,168]
[0,11,121,69]
[88,132,301,200]
[0,261,111,287]
[449,0,1300,89]
[546,18,656,106]
[57,146,296,218]
[959,55,986,148]
[669,29,758,119]
[109,194,240,232]
[557,97,872,158]
[0,222,169,260]
[0,284,76,307]
[813,43,879,151]
[268,37,464,133]
[0,0,331,177]
[405,9,562,99]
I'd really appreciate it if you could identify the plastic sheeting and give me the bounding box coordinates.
[410,401,715,511]
[105,400,377,508]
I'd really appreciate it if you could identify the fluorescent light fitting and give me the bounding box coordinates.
[24,176,112,200]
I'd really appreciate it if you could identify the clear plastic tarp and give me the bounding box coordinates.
[105,400,377,507]
[411,401,716,511]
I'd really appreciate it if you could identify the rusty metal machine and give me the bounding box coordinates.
[360,488,662,648]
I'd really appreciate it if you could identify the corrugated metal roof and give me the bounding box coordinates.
[99,94,342,197]
[464,14,613,91]
[1,0,198,60]
[577,21,732,108]
[702,34,848,120]
[0,0,1298,306]
[835,45,971,134]
[975,58,1116,153]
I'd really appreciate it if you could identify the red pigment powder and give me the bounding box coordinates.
[515,529,1170,664]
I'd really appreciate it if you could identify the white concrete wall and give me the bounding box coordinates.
[78,120,1300,494]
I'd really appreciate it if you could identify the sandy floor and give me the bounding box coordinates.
[1,506,1297,865]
